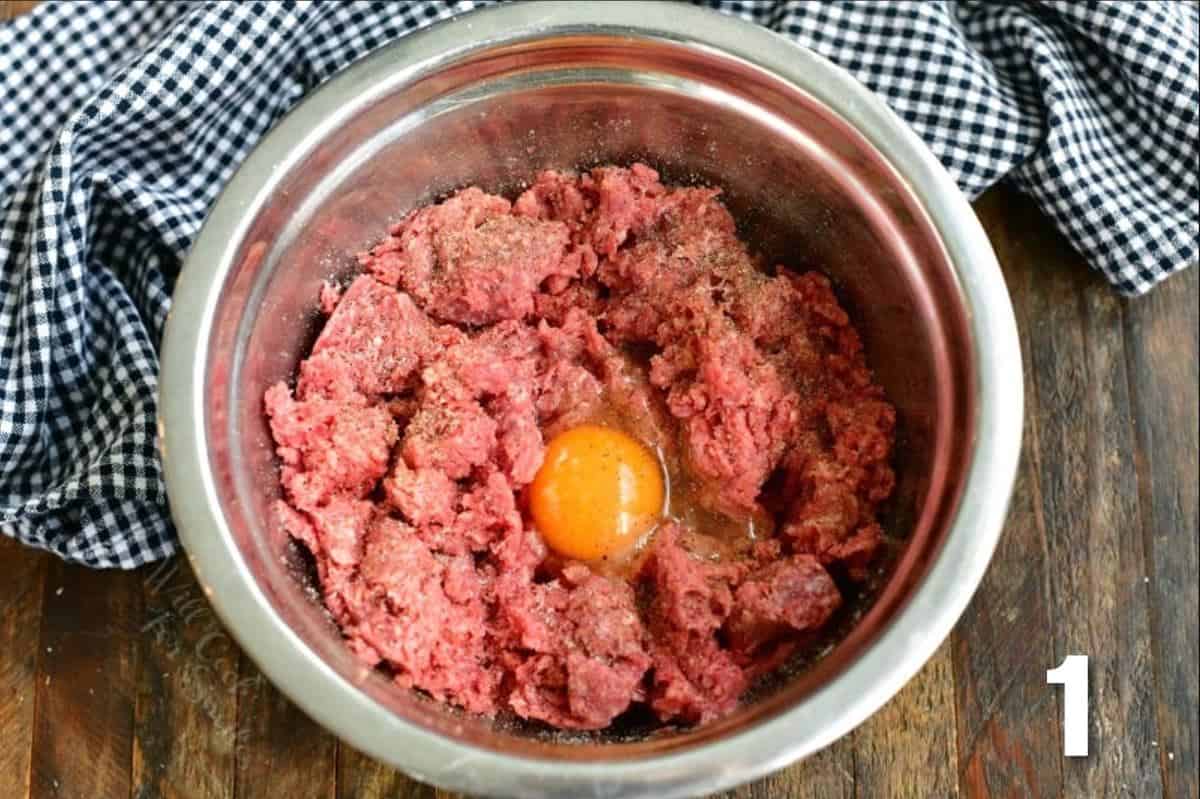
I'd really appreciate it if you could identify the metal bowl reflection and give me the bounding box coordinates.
[158,3,1022,797]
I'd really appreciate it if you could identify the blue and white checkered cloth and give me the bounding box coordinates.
[2,1,1197,568]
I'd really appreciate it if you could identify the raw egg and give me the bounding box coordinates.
[530,424,665,560]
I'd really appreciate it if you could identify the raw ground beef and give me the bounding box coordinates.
[265,164,896,730]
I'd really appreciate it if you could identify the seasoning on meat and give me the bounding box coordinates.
[726,556,843,655]
[265,163,896,732]
[496,566,652,729]
[641,523,748,723]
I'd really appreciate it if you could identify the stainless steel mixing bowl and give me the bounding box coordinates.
[158,3,1023,797]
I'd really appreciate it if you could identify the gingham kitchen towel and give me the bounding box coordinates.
[2,1,1197,568]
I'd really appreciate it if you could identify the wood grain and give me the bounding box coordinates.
[951,187,1064,799]
[0,537,47,799]
[132,558,239,799]
[724,737,855,799]
[1019,194,1164,798]
[0,2,1196,794]
[338,745,436,799]
[0,1,40,19]
[29,561,141,799]
[853,642,960,798]
[234,656,339,799]
[1124,267,1200,799]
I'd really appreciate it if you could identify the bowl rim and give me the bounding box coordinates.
[158,2,1023,797]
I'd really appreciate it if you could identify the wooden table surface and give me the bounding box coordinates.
[2,3,1197,798]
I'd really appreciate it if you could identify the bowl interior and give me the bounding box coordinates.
[201,32,973,759]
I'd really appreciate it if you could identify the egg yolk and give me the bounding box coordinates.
[530,424,665,561]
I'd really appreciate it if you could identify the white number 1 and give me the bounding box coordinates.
[1046,655,1089,756]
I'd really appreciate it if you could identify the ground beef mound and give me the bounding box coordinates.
[265,164,896,730]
